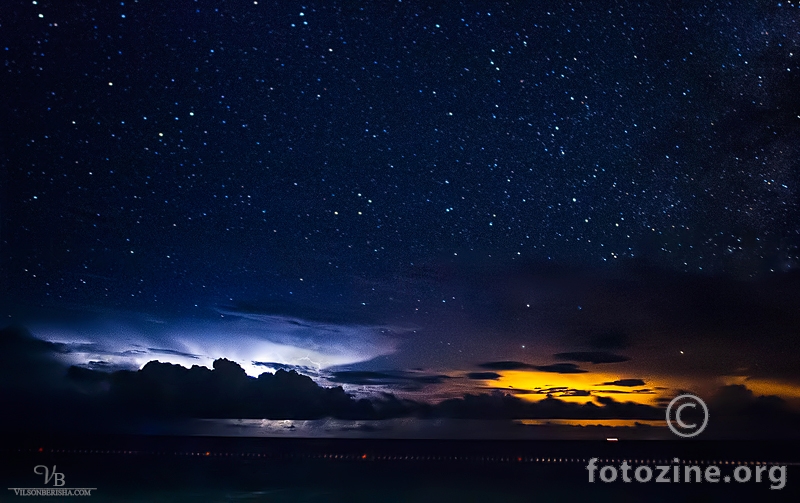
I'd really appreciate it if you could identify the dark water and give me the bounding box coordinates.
[2,434,798,501]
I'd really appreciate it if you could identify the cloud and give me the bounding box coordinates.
[465,372,502,380]
[55,358,664,423]
[146,348,202,359]
[85,360,116,370]
[0,325,69,394]
[560,389,592,397]
[53,359,663,426]
[502,387,596,398]
[27,308,401,376]
[326,370,452,391]
[703,384,800,438]
[252,361,320,376]
[3,323,800,439]
[61,358,800,437]
[594,389,655,395]
[425,393,663,421]
[600,379,646,387]
[554,351,630,364]
[61,359,384,421]
[532,363,587,374]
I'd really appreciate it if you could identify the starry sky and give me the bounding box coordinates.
[3,0,800,434]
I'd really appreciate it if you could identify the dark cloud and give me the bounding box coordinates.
[68,365,112,383]
[426,393,663,421]
[494,386,655,398]
[512,388,595,398]
[594,389,656,395]
[554,351,630,364]
[0,325,68,394]
[327,370,451,391]
[3,324,800,439]
[560,389,592,397]
[48,341,200,361]
[532,363,588,374]
[600,379,646,387]
[86,360,115,370]
[146,348,201,359]
[81,359,383,420]
[48,341,101,354]
[252,361,320,375]
[119,349,149,356]
[0,325,62,357]
[489,388,537,395]
[465,372,502,380]
[704,384,800,438]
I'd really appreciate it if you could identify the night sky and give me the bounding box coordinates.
[3,0,800,436]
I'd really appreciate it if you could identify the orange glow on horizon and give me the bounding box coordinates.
[471,371,800,409]
[481,370,667,406]
[517,419,664,427]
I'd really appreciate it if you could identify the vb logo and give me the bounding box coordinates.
[34,466,65,487]
[8,465,95,496]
